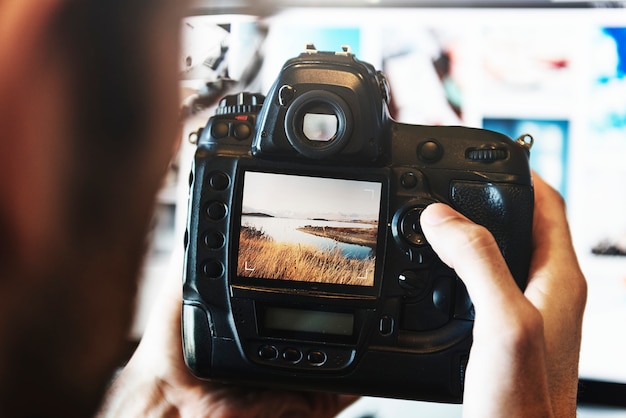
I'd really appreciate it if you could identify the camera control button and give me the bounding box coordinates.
[208,171,230,191]
[201,259,224,279]
[258,345,279,361]
[406,247,436,265]
[205,201,227,221]
[234,123,251,140]
[466,147,508,162]
[418,139,443,162]
[282,348,302,363]
[211,121,229,139]
[399,207,427,246]
[202,231,225,250]
[400,172,418,189]
[307,350,327,366]
[432,274,455,315]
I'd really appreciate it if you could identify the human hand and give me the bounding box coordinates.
[97,247,357,418]
[420,174,587,418]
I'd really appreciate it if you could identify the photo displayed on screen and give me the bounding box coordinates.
[237,172,382,286]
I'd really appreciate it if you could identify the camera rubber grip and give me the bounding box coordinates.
[450,181,533,290]
[182,304,213,376]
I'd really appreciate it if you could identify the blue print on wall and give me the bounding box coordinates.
[482,118,569,200]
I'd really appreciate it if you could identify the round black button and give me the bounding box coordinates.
[307,350,327,366]
[418,140,443,162]
[202,231,225,250]
[211,121,229,139]
[202,259,224,279]
[282,348,302,363]
[208,171,230,191]
[258,345,279,360]
[400,172,418,189]
[433,275,455,314]
[205,201,227,220]
[234,123,251,140]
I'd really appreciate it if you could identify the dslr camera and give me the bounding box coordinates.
[182,45,534,403]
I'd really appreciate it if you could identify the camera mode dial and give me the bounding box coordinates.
[215,92,265,116]
[465,146,507,162]
[208,93,264,144]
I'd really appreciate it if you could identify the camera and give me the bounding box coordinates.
[182,45,534,403]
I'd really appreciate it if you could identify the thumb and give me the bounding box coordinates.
[420,203,524,314]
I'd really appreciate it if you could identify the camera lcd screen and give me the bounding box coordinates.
[237,171,382,287]
[263,306,354,336]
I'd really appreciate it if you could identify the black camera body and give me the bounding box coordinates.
[182,46,534,403]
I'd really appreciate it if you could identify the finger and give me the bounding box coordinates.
[421,203,551,416]
[420,203,523,314]
[524,174,586,348]
[196,388,358,418]
[524,174,586,416]
[526,174,586,308]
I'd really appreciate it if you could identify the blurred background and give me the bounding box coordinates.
[136,1,626,416]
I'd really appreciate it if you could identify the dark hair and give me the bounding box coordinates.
[0,1,182,416]
[57,0,164,236]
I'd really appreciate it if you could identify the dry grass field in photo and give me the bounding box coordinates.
[237,226,375,286]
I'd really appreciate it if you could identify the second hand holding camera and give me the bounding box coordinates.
[182,44,534,402]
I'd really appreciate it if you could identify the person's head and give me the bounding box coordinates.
[0,0,185,415]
